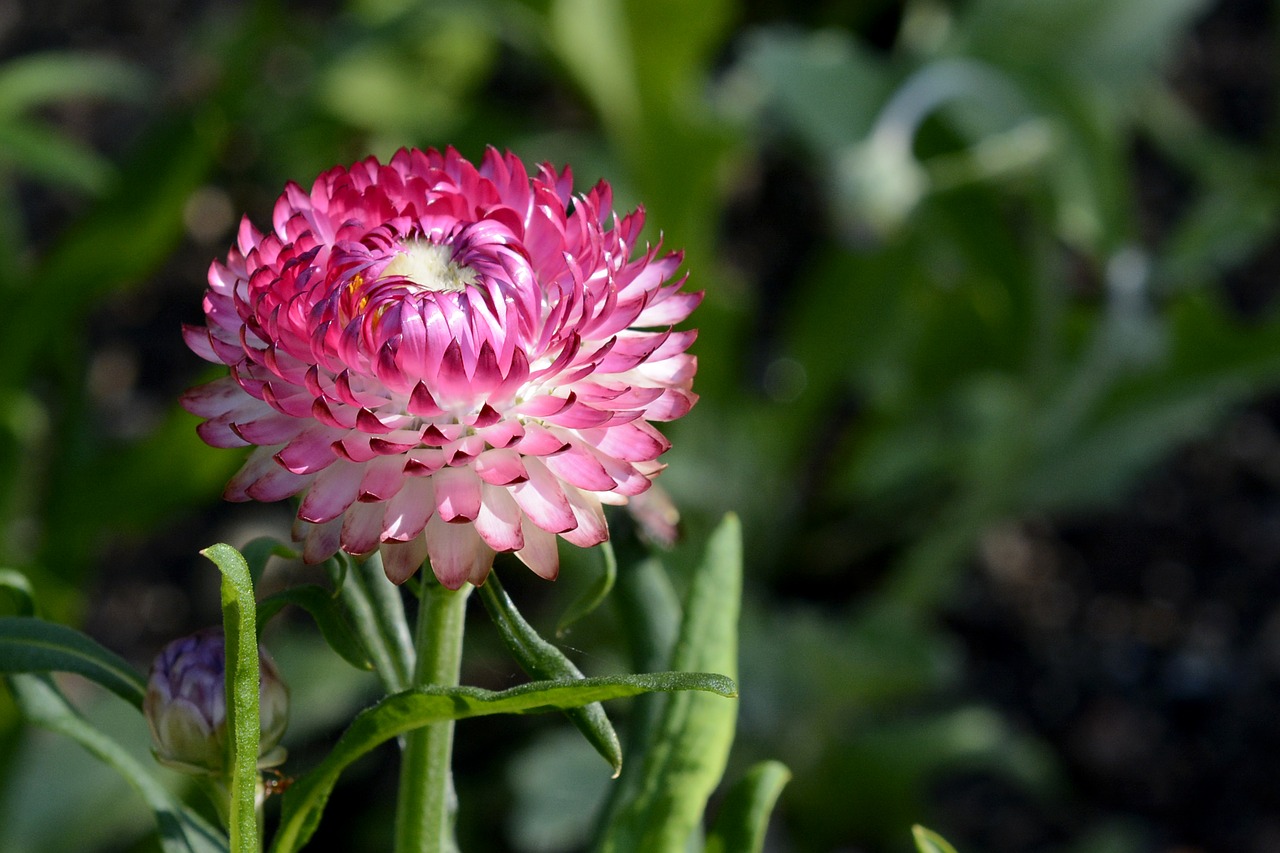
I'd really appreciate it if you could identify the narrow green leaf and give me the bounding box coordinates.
[331,552,413,692]
[270,672,736,853]
[598,513,743,852]
[239,537,297,587]
[257,585,372,672]
[200,544,260,853]
[479,569,622,774]
[0,568,36,616]
[0,120,113,192]
[704,761,792,853]
[0,616,146,709]
[557,539,618,636]
[8,673,227,853]
[913,824,961,853]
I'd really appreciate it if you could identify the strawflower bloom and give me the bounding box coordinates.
[144,629,289,776]
[183,147,699,588]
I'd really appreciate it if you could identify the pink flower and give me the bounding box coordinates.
[183,147,699,588]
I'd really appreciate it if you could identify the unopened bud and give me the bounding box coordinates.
[144,628,289,776]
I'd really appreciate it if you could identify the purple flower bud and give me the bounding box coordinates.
[144,628,289,776]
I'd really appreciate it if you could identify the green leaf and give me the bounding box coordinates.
[269,672,737,853]
[479,569,622,775]
[913,824,961,853]
[331,551,414,692]
[256,584,372,672]
[8,673,227,853]
[557,539,618,636]
[239,537,297,587]
[704,761,792,853]
[0,568,36,616]
[200,544,260,853]
[0,52,147,115]
[0,120,113,192]
[597,513,743,852]
[0,616,147,709]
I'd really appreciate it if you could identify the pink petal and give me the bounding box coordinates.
[544,443,616,491]
[380,536,430,584]
[382,476,436,541]
[473,448,528,486]
[510,457,577,533]
[341,501,385,554]
[473,484,524,551]
[424,514,493,589]
[301,518,343,563]
[559,486,608,547]
[434,466,483,522]
[298,459,363,523]
[514,519,559,580]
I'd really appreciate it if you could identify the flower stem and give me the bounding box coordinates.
[394,579,472,853]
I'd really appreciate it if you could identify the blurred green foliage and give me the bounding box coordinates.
[1,0,1277,850]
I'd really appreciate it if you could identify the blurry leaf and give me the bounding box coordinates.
[913,825,960,853]
[0,120,113,192]
[704,760,791,853]
[2,110,222,388]
[0,570,35,616]
[954,0,1209,93]
[557,539,617,635]
[597,514,742,852]
[7,673,227,853]
[479,569,622,775]
[269,672,737,853]
[333,552,414,692]
[0,616,146,709]
[0,52,146,115]
[256,585,372,672]
[200,544,260,853]
[724,28,891,154]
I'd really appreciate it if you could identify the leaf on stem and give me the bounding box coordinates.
[479,569,622,774]
[200,544,261,853]
[596,512,743,852]
[256,584,372,671]
[269,672,737,853]
[329,551,414,692]
[556,538,618,636]
[0,615,147,709]
[704,760,792,853]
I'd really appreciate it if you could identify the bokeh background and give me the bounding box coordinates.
[2,0,1279,850]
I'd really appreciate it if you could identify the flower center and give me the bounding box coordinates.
[382,239,477,293]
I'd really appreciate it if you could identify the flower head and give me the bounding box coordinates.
[183,147,699,587]
[144,629,289,776]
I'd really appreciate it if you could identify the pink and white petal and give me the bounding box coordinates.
[380,535,430,585]
[424,514,491,590]
[358,454,408,502]
[513,519,559,580]
[341,500,385,554]
[275,424,345,474]
[559,486,609,548]
[181,376,251,417]
[434,466,483,523]
[301,518,343,564]
[382,476,436,542]
[298,459,363,523]
[510,457,577,534]
[473,484,524,552]
[544,443,616,491]
[473,448,528,486]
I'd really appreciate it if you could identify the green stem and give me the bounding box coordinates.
[394,580,472,853]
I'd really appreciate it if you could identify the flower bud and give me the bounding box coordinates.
[144,628,289,776]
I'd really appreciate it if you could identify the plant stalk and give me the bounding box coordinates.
[393,579,471,853]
